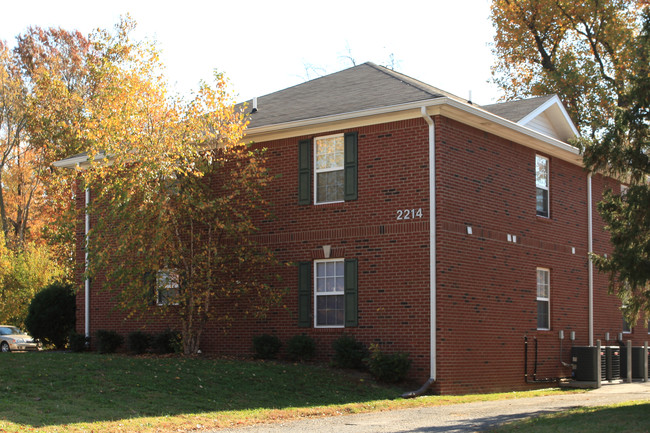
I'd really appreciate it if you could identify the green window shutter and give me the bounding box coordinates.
[298,262,311,327]
[144,271,157,306]
[344,258,358,327]
[298,139,311,205]
[344,132,358,201]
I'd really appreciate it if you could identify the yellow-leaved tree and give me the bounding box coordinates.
[77,18,284,354]
[490,0,644,137]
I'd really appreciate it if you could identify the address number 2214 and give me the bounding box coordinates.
[396,208,423,220]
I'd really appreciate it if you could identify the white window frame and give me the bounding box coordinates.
[536,155,550,218]
[536,268,550,330]
[314,258,345,328]
[156,269,180,306]
[314,133,345,205]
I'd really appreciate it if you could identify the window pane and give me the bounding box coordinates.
[536,155,548,188]
[537,269,549,298]
[536,188,549,217]
[316,294,344,326]
[316,136,344,170]
[537,300,549,329]
[317,171,344,203]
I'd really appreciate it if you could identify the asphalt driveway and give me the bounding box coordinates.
[212,381,650,433]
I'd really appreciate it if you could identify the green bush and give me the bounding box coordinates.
[366,344,411,383]
[332,334,368,369]
[95,330,124,354]
[151,329,180,354]
[252,334,282,359]
[69,333,88,352]
[24,281,76,349]
[286,334,316,362]
[127,331,151,354]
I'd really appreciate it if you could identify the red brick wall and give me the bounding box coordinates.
[75,114,648,394]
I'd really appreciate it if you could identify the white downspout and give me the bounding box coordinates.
[402,107,436,397]
[587,172,594,346]
[85,187,90,339]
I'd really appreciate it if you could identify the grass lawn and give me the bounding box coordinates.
[492,401,650,433]
[0,352,575,433]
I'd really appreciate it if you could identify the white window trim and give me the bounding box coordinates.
[314,258,345,328]
[536,155,550,218]
[156,269,180,306]
[537,268,550,330]
[314,133,345,205]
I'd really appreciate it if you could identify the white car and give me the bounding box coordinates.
[0,325,42,352]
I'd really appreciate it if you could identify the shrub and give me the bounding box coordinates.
[366,344,411,383]
[252,334,282,359]
[286,334,316,362]
[69,333,88,352]
[127,331,151,354]
[24,281,76,349]
[332,334,368,369]
[95,330,124,354]
[151,329,180,354]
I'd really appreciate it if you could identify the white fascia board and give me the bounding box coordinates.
[52,153,107,170]
[246,97,584,166]
[442,98,582,161]
[517,95,580,139]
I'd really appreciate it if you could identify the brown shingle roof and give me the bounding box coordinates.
[481,95,556,123]
[241,62,465,129]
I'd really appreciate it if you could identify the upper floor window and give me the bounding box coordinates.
[298,132,357,205]
[537,268,550,330]
[536,155,549,217]
[315,135,345,203]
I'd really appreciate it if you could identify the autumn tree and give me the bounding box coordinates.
[0,25,93,274]
[579,9,650,323]
[78,20,283,354]
[490,0,644,137]
[0,41,28,247]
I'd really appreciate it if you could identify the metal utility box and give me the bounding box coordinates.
[620,346,647,379]
[572,346,600,381]
[604,347,621,381]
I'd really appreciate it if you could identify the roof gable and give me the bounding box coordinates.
[481,95,578,141]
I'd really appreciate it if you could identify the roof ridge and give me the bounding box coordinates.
[482,94,556,108]
[365,62,467,103]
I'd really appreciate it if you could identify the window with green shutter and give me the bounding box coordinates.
[313,258,358,328]
[299,133,358,205]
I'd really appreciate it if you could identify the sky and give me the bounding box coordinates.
[0,0,501,105]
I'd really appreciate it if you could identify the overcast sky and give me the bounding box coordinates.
[1,0,501,105]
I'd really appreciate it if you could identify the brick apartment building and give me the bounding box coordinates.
[55,63,649,394]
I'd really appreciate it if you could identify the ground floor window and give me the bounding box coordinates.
[315,259,345,327]
[537,268,550,330]
[298,258,357,328]
[156,269,180,306]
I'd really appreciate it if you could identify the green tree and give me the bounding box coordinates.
[0,231,64,327]
[78,20,284,354]
[579,9,650,323]
[490,0,644,137]
[24,281,75,349]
